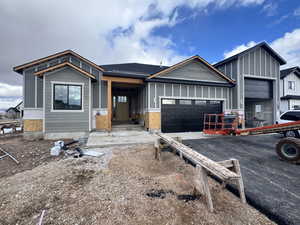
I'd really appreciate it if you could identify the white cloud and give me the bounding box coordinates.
[294,7,300,16]
[0,0,266,104]
[224,41,258,58]
[0,83,22,110]
[261,2,278,16]
[271,29,300,67]
[223,28,300,68]
[0,83,22,97]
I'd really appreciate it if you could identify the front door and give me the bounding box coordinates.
[115,96,129,121]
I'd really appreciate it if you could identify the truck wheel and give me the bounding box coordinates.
[276,138,300,163]
[283,130,300,138]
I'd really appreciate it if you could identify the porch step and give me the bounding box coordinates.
[112,124,144,131]
[87,130,156,147]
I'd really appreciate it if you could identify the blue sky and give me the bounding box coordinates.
[152,0,300,63]
[0,0,300,109]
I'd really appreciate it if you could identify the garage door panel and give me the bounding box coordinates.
[245,78,272,99]
[161,99,222,133]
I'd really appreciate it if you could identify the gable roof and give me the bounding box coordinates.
[13,50,104,74]
[34,62,96,79]
[280,66,300,79]
[214,42,286,67]
[147,55,235,84]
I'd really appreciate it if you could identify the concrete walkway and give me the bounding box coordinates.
[87,131,213,147]
[87,130,157,147]
[164,131,214,140]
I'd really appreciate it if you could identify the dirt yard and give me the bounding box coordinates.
[0,137,276,225]
[0,137,65,178]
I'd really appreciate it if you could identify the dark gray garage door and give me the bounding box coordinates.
[161,99,223,133]
[245,78,273,99]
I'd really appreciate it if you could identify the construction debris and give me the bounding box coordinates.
[50,140,105,159]
[37,210,45,225]
[0,146,19,164]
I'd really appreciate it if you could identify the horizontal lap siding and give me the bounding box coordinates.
[148,82,233,111]
[158,60,227,83]
[44,67,90,133]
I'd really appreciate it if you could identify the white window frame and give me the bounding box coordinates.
[288,81,296,91]
[51,81,84,112]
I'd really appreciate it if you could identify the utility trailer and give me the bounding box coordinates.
[203,114,300,163]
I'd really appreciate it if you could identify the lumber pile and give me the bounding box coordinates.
[154,133,246,212]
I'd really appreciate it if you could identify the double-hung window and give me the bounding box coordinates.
[53,83,83,110]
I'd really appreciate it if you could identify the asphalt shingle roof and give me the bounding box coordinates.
[100,63,169,78]
[280,66,300,79]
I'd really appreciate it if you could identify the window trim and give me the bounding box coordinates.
[51,81,84,112]
[288,81,296,91]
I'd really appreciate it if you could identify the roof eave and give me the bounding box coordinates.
[13,50,104,74]
[214,42,286,67]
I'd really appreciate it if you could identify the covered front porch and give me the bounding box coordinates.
[96,76,145,131]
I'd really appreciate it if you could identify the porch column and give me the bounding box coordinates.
[107,80,112,131]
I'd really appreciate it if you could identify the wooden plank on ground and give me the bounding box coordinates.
[156,133,240,181]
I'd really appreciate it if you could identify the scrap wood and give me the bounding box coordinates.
[37,210,45,225]
[0,146,19,164]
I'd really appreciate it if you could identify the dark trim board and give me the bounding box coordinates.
[147,78,235,87]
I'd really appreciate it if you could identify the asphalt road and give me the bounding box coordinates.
[184,134,300,225]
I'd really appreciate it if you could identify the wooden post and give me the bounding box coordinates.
[107,80,112,131]
[154,138,161,161]
[196,164,214,212]
[232,159,246,204]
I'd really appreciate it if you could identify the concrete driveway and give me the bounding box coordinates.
[184,134,300,225]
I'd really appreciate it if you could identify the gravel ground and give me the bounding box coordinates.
[0,141,276,225]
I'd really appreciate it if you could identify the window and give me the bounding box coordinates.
[293,105,300,110]
[209,101,221,104]
[53,84,82,110]
[280,111,300,121]
[195,100,207,105]
[118,96,127,103]
[179,100,192,105]
[288,81,296,90]
[162,99,175,105]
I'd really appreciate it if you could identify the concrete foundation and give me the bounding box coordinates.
[44,132,89,140]
[23,131,44,140]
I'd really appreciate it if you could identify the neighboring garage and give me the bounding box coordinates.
[244,78,274,127]
[161,98,223,133]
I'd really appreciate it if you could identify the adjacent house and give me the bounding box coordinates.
[13,42,286,139]
[280,67,300,113]
[6,101,23,119]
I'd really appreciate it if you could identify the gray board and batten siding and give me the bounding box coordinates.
[147,82,233,111]
[23,53,103,110]
[215,46,281,110]
[148,59,233,111]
